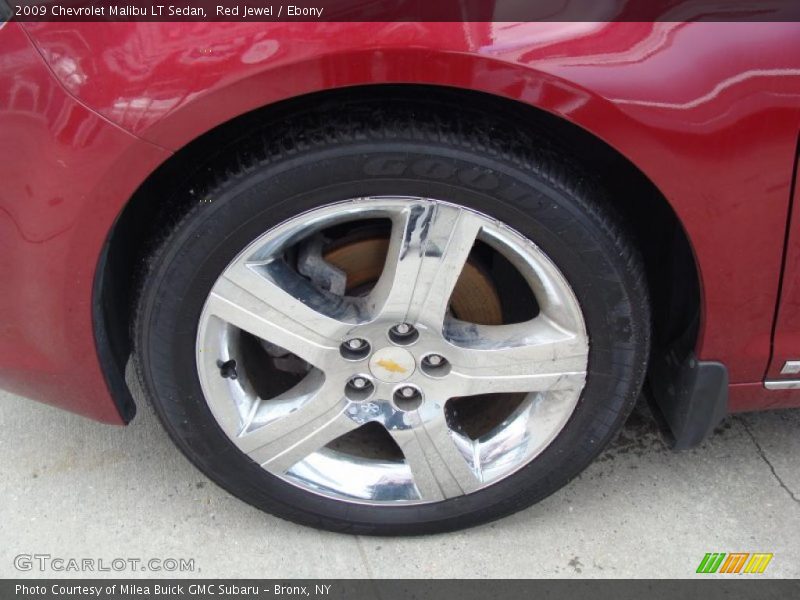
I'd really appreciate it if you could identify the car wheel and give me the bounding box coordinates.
[133,103,650,534]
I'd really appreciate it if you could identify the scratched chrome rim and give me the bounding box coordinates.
[195,197,588,505]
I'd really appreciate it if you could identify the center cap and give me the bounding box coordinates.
[368,347,416,383]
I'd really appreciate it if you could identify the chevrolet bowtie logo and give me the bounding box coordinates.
[376,359,407,373]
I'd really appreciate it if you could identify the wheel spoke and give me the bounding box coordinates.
[370,201,482,328]
[390,414,481,501]
[205,262,349,367]
[234,387,358,474]
[447,319,588,396]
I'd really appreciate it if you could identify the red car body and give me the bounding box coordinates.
[1,21,799,425]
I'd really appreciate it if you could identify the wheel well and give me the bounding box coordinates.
[95,84,701,422]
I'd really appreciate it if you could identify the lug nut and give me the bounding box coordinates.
[421,354,451,377]
[389,323,419,345]
[345,376,374,400]
[340,338,370,360]
[393,385,423,411]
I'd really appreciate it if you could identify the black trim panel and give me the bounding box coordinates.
[649,352,728,450]
[92,240,136,423]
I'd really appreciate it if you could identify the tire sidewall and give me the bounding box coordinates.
[136,143,648,534]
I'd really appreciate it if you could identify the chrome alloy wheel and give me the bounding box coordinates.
[196,197,589,504]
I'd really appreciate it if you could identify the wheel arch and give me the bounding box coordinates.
[95,84,703,429]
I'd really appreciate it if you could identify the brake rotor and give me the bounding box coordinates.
[323,237,503,325]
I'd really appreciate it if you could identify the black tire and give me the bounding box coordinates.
[133,99,650,535]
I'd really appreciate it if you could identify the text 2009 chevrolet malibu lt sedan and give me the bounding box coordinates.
[1,19,799,534]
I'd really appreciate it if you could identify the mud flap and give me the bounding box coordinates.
[649,351,728,450]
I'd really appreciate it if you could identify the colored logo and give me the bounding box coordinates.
[376,359,407,374]
[369,347,416,383]
[696,553,773,574]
